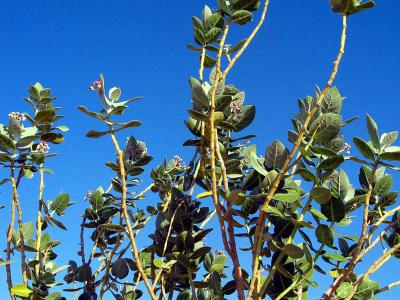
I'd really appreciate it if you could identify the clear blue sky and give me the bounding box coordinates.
[0,1,399,299]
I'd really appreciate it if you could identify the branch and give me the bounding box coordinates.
[250,14,348,299]
[323,162,377,299]
[345,240,400,300]
[110,132,158,300]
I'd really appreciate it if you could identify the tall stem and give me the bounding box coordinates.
[11,167,26,283]
[35,165,45,275]
[6,175,16,299]
[109,132,158,300]
[208,21,233,259]
[250,14,348,299]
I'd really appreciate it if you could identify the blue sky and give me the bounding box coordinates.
[0,0,399,299]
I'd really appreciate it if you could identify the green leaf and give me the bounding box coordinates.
[353,137,375,160]
[206,27,222,43]
[90,190,104,210]
[331,169,353,200]
[323,253,347,262]
[377,192,397,208]
[366,114,380,149]
[231,0,260,12]
[16,135,38,148]
[318,155,345,171]
[381,131,398,148]
[373,174,392,195]
[272,189,300,203]
[230,10,253,25]
[0,134,16,150]
[315,224,334,247]
[189,77,209,109]
[153,258,165,268]
[233,105,255,132]
[321,86,343,114]
[50,193,69,216]
[310,207,328,221]
[353,278,379,300]
[111,258,129,279]
[78,106,106,121]
[321,197,345,222]
[101,224,126,232]
[206,13,222,29]
[86,130,109,138]
[337,282,352,299]
[249,153,269,176]
[297,168,317,183]
[210,255,227,273]
[311,186,331,204]
[264,140,288,170]
[188,109,208,122]
[228,39,248,54]
[380,147,400,161]
[309,113,342,143]
[34,108,55,123]
[11,284,32,298]
[283,244,304,259]
[21,222,34,241]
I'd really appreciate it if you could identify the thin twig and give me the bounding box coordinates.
[323,161,377,299]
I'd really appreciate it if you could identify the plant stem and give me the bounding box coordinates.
[208,20,233,260]
[35,165,45,275]
[6,180,16,299]
[322,161,377,299]
[222,0,270,79]
[199,47,206,81]
[215,129,245,298]
[109,132,158,300]
[251,14,348,299]
[345,240,400,300]
[10,167,26,283]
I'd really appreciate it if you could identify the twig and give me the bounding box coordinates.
[323,162,377,299]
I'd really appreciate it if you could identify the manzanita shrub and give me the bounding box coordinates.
[1,0,399,299]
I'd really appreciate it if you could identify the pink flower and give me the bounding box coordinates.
[88,80,102,92]
[8,112,26,122]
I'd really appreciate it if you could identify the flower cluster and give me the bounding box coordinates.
[230,100,242,122]
[223,44,231,54]
[37,140,50,154]
[124,137,147,161]
[344,142,351,154]
[8,112,26,122]
[170,155,186,170]
[88,80,103,92]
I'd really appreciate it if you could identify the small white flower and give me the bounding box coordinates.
[8,112,26,122]
[37,140,50,154]
[223,44,231,53]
